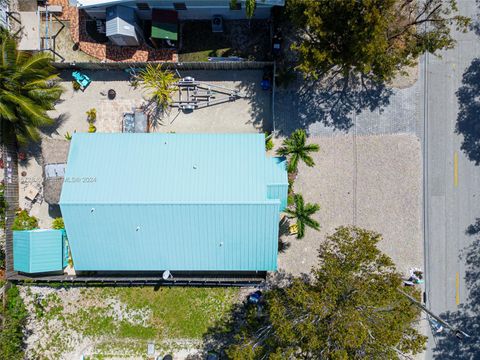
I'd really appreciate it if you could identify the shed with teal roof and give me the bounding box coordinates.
[13,229,68,273]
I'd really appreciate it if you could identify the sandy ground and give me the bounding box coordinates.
[276,134,423,277]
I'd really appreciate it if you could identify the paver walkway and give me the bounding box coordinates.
[275,75,420,137]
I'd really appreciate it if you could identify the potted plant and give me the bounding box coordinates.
[18,152,26,161]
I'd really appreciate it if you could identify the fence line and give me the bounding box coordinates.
[53,61,273,71]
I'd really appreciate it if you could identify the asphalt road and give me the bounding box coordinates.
[423,0,480,357]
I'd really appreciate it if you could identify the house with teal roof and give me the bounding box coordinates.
[58,133,287,275]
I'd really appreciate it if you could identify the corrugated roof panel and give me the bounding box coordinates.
[60,133,287,271]
[13,230,65,273]
[61,133,280,204]
[63,202,280,271]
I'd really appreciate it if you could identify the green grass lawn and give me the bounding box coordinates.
[113,286,236,339]
[23,286,238,358]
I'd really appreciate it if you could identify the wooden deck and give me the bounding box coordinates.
[7,271,267,286]
[2,141,19,274]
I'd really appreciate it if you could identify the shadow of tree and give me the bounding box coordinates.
[456,58,480,165]
[432,218,480,358]
[275,72,393,135]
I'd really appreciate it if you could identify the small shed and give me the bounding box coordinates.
[106,5,142,46]
[13,229,68,274]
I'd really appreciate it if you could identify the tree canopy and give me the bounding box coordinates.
[0,30,62,146]
[227,226,427,359]
[287,0,470,81]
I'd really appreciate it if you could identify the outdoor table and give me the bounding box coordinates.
[25,185,39,201]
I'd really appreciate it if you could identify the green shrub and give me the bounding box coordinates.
[265,132,274,151]
[0,285,28,359]
[72,81,81,91]
[86,108,96,122]
[12,210,38,230]
[52,217,64,230]
[287,194,294,206]
[88,124,96,133]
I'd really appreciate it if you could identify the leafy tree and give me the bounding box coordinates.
[287,0,470,81]
[227,226,427,359]
[138,64,178,127]
[0,285,28,359]
[277,129,319,173]
[0,29,62,146]
[51,217,64,230]
[12,210,38,231]
[285,193,320,239]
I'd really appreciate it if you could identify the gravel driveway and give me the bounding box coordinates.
[276,134,423,277]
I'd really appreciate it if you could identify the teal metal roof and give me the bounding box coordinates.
[60,133,288,272]
[13,230,66,273]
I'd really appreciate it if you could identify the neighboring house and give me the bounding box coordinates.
[70,0,285,20]
[59,133,288,274]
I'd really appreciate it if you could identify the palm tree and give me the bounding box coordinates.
[277,129,319,173]
[0,30,62,146]
[285,194,320,239]
[138,64,178,127]
[245,0,256,19]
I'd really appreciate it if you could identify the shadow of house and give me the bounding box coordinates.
[456,58,480,165]
[275,72,393,135]
[432,218,480,358]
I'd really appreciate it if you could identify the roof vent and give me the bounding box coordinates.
[136,226,140,232]
[90,208,95,213]
[193,165,197,169]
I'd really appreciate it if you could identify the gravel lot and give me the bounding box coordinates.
[276,134,423,277]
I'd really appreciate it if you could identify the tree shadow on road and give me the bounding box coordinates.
[275,72,393,135]
[456,58,480,165]
[432,218,480,358]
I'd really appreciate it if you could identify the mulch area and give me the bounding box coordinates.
[48,0,177,62]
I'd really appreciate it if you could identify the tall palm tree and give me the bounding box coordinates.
[0,30,62,146]
[277,129,320,173]
[285,193,320,239]
[138,64,177,127]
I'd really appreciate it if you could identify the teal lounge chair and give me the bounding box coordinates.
[72,71,92,91]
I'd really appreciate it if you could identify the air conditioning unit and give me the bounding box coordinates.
[212,15,223,33]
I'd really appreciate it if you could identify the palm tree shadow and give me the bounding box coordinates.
[456,58,480,165]
[432,218,480,358]
[278,216,291,253]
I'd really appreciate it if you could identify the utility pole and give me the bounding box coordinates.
[398,289,470,340]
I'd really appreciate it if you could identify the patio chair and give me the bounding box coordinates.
[72,71,92,91]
